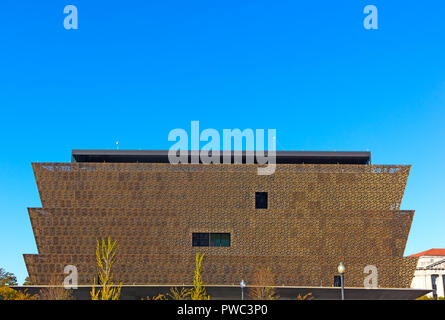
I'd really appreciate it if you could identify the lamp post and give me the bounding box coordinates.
[240,280,246,300]
[337,262,345,300]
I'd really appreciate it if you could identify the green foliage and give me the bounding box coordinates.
[0,268,18,286]
[90,237,122,300]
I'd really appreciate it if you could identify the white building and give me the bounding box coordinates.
[410,249,445,299]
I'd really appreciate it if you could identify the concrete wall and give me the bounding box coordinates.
[411,256,445,298]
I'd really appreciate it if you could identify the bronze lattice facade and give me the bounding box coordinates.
[24,151,418,288]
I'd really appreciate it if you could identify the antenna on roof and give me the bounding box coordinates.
[116,141,119,150]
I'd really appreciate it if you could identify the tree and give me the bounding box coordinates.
[142,287,190,300]
[0,286,38,300]
[39,274,74,300]
[142,252,209,301]
[249,267,279,300]
[188,252,210,300]
[90,237,122,300]
[0,268,18,286]
[23,276,32,285]
[167,287,191,300]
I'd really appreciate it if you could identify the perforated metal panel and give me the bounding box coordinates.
[24,162,417,287]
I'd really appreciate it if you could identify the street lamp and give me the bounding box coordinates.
[337,262,345,300]
[240,279,246,300]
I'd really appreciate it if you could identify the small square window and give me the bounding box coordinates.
[192,233,209,246]
[255,192,268,209]
[210,233,231,247]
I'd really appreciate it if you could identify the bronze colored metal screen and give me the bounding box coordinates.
[24,160,417,288]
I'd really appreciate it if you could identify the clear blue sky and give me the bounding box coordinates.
[0,1,444,283]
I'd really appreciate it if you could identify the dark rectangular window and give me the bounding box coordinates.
[192,233,209,247]
[432,274,439,299]
[255,192,268,209]
[210,233,231,247]
[442,275,445,296]
[443,275,445,297]
[333,275,341,287]
[192,232,230,247]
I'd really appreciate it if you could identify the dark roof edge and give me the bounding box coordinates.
[71,150,371,165]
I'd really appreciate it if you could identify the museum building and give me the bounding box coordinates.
[24,150,418,289]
